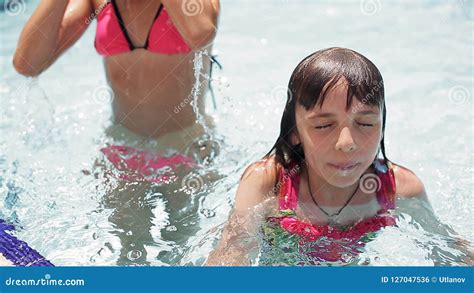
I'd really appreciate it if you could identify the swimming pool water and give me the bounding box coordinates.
[0,0,472,266]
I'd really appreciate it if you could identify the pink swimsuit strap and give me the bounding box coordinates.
[95,0,192,56]
[271,159,397,240]
[278,159,396,211]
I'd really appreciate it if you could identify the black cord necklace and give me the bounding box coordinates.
[305,163,362,226]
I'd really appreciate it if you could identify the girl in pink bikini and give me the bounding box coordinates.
[207,47,472,266]
[14,0,221,180]
[11,0,220,266]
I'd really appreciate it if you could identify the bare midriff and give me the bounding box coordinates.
[103,50,211,138]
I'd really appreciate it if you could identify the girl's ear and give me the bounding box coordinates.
[290,131,301,145]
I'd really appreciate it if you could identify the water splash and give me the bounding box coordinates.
[188,50,221,164]
[7,78,56,150]
[190,50,209,136]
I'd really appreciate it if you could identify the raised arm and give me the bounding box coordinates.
[13,0,93,77]
[161,0,220,49]
[206,159,279,266]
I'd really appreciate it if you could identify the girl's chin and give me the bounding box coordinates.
[325,176,360,188]
[323,167,364,188]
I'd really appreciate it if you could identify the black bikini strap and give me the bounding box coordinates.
[144,4,163,49]
[111,0,135,50]
[111,1,163,50]
[208,55,223,109]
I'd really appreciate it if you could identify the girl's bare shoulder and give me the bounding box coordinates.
[234,156,280,210]
[391,162,427,200]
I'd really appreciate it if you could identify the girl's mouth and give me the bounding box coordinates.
[328,162,360,171]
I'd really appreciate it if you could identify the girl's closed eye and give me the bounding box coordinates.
[315,121,377,129]
[356,118,380,128]
[357,122,374,127]
[315,124,333,129]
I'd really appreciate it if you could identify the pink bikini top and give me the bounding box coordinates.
[95,0,192,56]
[267,159,397,242]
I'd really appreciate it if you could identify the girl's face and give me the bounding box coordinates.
[294,79,382,188]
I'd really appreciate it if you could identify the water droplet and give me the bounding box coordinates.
[165,225,177,232]
[200,208,215,218]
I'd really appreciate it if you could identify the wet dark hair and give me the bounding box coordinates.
[266,47,389,168]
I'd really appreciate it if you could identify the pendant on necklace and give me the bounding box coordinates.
[327,217,337,227]
[328,217,350,231]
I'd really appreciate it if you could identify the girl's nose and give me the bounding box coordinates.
[335,127,357,152]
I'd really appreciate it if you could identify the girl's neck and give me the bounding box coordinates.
[301,163,362,207]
